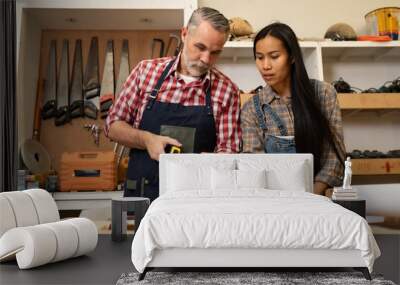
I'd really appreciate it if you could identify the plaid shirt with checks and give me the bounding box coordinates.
[105,55,241,153]
[241,80,346,187]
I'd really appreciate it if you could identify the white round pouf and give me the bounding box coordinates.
[43,220,79,262]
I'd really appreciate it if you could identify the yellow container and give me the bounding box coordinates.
[365,7,400,40]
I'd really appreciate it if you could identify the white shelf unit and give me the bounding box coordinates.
[320,41,400,155]
[218,41,322,92]
[219,40,400,173]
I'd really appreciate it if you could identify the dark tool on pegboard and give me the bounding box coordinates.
[100,40,115,118]
[70,39,85,119]
[83,37,100,119]
[41,40,57,120]
[55,39,71,126]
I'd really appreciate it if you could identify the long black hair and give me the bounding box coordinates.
[253,22,344,175]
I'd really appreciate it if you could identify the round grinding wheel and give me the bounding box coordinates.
[20,139,51,174]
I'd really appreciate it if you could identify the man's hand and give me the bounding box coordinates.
[107,121,181,161]
[143,132,181,161]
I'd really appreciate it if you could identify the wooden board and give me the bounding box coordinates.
[38,29,179,172]
[338,93,400,110]
[352,158,400,175]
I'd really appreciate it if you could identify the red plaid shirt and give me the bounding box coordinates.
[105,55,241,153]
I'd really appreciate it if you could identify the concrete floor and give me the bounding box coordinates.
[1,234,398,285]
[0,235,134,285]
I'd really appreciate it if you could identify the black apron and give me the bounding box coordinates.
[124,59,217,200]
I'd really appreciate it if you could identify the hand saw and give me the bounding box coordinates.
[83,37,100,120]
[115,39,130,99]
[99,40,115,119]
[151,38,165,58]
[55,39,71,126]
[113,39,131,164]
[41,40,57,119]
[70,39,84,118]
[165,34,181,56]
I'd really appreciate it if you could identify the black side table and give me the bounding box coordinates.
[332,199,366,218]
[111,197,150,241]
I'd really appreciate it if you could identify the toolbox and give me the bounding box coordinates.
[59,151,117,191]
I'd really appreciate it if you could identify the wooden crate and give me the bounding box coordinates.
[59,151,117,191]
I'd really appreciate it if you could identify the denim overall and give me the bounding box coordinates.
[124,59,217,200]
[252,94,296,153]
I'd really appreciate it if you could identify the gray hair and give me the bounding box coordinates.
[187,7,230,35]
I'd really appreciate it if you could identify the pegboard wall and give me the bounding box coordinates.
[38,29,180,172]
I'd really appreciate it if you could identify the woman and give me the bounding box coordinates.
[241,23,346,195]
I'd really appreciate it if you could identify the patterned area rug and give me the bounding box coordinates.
[116,271,395,285]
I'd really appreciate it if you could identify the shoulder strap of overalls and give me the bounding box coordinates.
[262,103,289,136]
[252,94,267,131]
[205,75,212,116]
[253,90,289,136]
[146,59,176,110]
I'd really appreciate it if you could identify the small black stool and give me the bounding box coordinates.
[111,197,150,241]
[332,199,366,218]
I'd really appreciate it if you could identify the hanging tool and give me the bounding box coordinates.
[70,39,84,118]
[83,37,100,119]
[113,39,131,166]
[41,40,57,120]
[115,39,130,98]
[151,38,165,58]
[33,78,45,140]
[99,40,115,119]
[30,61,52,176]
[20,139,51,174]
[165,34,181,56]
[55,39,70,126]
[83,124,102,146]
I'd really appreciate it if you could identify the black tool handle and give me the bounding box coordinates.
[100,99,113,113]
[84,101,98,119]
[70,100,84,118]
[41,100,57,119]
[84,86,101,99]
[54,106,71,126]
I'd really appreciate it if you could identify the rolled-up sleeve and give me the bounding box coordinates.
[216,87,242,153]
[104,62,143,137]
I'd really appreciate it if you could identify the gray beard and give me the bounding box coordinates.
[182,50,210,77]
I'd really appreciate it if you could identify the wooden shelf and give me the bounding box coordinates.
[352,158,400,175]
[338,93,400,110]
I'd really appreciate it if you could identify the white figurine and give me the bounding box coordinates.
[342,157,352,190]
